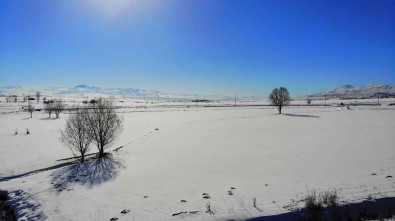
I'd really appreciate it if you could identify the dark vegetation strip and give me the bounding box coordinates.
[245,197,395,221]
[0,193,16,221]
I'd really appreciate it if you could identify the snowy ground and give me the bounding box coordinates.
[0,99,395,220]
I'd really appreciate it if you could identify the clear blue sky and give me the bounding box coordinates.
[1,0,394,95]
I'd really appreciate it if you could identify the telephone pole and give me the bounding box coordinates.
[324,92,327,106]
[196,94,197,108]
[377,88,380,105]
[234,93,237,106]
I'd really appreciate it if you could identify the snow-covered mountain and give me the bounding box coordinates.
[309,84,395,98]
[57,85,164,97]
[0,85,169,98]
[0,85,230,99]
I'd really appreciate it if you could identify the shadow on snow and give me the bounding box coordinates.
[283,113,320,118]
[243,197,395,221]
[51,153,125,189]
[0,162,75,182]
[39,117,59,120]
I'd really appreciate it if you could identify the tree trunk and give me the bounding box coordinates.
[98,150,104,158]
[279,107,282,114]
[98,142,105,158]
[30,112,32,118]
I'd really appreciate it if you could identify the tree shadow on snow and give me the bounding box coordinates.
[39,117,59,120]
[283,113,320,118]
[51,153,125,189]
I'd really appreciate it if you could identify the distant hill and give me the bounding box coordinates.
[0,85,169,98]
[309,84,395,98]
[0,85,228,99]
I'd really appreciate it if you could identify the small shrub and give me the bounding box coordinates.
[14,129,18,135]
[253,197,263,212]
[304,190,323,211]
[321,190,338,207]
[26,128,30,135]
[205,203,214,215]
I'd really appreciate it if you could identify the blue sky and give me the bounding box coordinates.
[1,0,394,96]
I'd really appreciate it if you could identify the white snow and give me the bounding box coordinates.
[1,98,395,220]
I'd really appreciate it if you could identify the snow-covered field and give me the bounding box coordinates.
[1,99,395,220]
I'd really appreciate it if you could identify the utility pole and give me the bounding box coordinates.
[377,88,380,105]
[234,93,237,106]
[196,94,197,108]
[324,92,327,106]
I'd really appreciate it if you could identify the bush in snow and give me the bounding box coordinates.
[304,189,339,211]
[304,190,323,211]
[320,190,338,207]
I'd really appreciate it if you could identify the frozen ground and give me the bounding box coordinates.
[0,99,395,220]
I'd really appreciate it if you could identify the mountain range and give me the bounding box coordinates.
[1,84,394,99]
[309,84,395,98]
[0,85,169,98]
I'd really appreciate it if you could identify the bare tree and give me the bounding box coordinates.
[44,100,54,118]
[60,107,91,162]
[36,91,41,103]
[27,102,34,118]
[269,87,291,114]
[306,98,312,105]
[84,98,123,158]
[53,99,65,118]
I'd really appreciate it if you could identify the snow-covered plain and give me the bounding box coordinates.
[1,98,395,220]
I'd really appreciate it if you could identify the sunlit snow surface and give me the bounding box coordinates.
[1,98,394,220]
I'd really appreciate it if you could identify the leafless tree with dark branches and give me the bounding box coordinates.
[60,107,92,162]
[27,102,34,118]
[36,91,41,103]
[44,100,54,118]
[53,99,65,118]
[84,98,123,158]
[269,87,291,114]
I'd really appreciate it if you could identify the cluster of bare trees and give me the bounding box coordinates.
[23,98,64,119]
[60,98,123,162]
[4,93,42,103]
[44,99,65,118]
[5,95,18,103]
